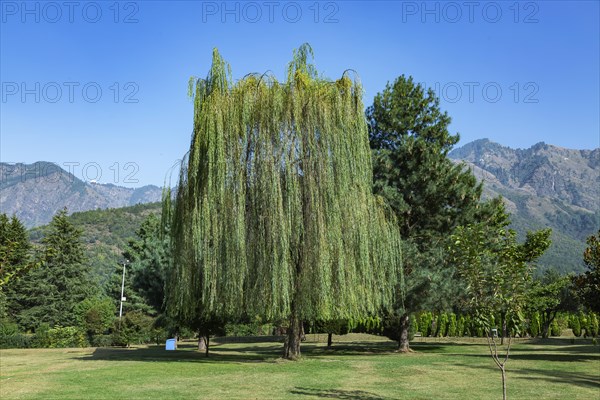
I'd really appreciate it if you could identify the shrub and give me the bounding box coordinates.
[529,312,541,337]
[437,313,449,337]
[579,312,590,338]
[588,313,599,337]
[75,297,115,338]
[0,320,31,349]
[91,334,114,347]
[409,315,418,340]
[550,320,561,337]
[456,315,465,337]
[32,323,51,348]
[570,315,582,337]
[419,312,432,337]
[447,313,457,337]
[47,326,88,348]
[112,311,155,347]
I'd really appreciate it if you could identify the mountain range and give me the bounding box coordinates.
[2,139,599,275]
[0,162,162,228]
[449,139,599,274]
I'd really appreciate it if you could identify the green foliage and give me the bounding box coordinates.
[419,312,432,336]
[550,320,560,336]
[126,214,171,312]
[529,312,541,337]
[91,334,114,347]
[0,319,31,348]
[366,75,503,348]
[367,75,496,242]
[112,311,156,347]
[449,211,552,337]
[436,314,448,337]
[526,269,579,338]
[74,297,116,337]
[166,45,402,334]
[46,326,87,348]
[409,314,419,338]
[574,230,600,312]
[29,202,162,287]
[570,315,582,337]
[447,313,457,337]
[0,214,35,288]
[32,323,51,347]
[312,319,350,336]
[5,209,97,331]
[588,313,599,337]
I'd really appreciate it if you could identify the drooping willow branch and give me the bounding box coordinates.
[164,44,403,326]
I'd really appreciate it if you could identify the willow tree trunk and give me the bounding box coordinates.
[398,313,410,352]
[327,333,333,347]
[283,311,302,359]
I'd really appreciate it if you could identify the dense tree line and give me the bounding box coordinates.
[1,46,598,358]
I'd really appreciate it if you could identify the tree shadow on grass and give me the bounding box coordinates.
[453,362,600,391]
[511,368,600,390]
[77,342,281,364]
[303,342,396,356]
[77,341,404,364]
[455,348,599,363]
[290,387,389,400]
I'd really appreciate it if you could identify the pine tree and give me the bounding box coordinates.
[6,209,96,330]
[165,45,402,359]
[1,214,35,320]
[366,75,502,351]
[0,214,33,288]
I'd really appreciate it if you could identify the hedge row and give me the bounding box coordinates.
[411,311,599,338]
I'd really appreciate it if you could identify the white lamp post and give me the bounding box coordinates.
[119,259,129,326]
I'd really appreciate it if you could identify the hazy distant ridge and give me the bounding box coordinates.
[0,161,163,227]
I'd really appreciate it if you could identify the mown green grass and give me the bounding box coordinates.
[1,335,598,399]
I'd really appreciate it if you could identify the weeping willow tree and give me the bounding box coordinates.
[164,44,402,359]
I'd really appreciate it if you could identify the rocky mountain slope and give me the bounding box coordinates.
[0,162,163,227]
[449,139,600,274]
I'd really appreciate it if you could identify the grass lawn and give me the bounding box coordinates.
[1,334,598,399]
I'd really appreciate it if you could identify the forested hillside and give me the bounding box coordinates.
[29,203,162,286]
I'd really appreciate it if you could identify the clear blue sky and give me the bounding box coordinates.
[1,1,598,187]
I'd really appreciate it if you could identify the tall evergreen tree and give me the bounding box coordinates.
[0,214,35,320]
[6,209,96,330]
[127,214,170,313]
[165,45,402,359]
[0,214,33,288]
[366,75,502,351]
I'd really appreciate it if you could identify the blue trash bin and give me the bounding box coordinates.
[165,338,176,350]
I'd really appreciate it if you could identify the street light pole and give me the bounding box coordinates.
[119,260,129,327]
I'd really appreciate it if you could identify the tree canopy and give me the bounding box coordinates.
[164,44,402,358]
[367,75,494,242]
[366,75,503,351]
[575,230,600,312]
[5,209,96,331]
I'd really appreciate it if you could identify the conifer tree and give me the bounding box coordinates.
[0,214,33,288]
[367,75,503,351]
[6,209,95,330]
